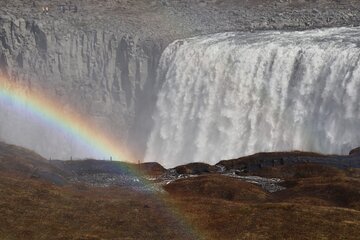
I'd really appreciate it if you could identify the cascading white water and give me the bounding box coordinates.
[145,27,360,168]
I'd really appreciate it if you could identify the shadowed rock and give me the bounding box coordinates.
[139,162,166,176]
[0,141,67,185]
[217,151,360,173]
[350,147,360,156]
[174,162,218,175]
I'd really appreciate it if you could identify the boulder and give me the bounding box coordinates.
[349,147,360,156]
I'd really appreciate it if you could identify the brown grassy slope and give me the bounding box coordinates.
[274,179,360,209]
[0,141,48,173]
[0,142,68,184]
[274,176,360,209]
[163,163,360,239]
[1,141,359,240]
[217,151,327,169]
[164,175,268,202]
[0,173,198,240]
[247,163,346,179]
[243,163,360,209]
[168,197,360,240]
[2,169,359,240]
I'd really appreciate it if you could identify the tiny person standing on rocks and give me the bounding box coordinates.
[42,6,49,15]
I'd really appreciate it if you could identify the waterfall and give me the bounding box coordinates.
[145,27,360,168]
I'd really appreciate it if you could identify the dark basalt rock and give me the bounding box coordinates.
[217,151,360,173]
[174,162,218,175]
[349,147,360,156]
[139,162,166,176]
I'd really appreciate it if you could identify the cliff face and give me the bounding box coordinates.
[0,14,163,160]
[2,0,360,162]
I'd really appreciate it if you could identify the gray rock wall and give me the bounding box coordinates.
[0,14,163,160]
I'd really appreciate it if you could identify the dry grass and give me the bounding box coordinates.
[0,173,197,240]
[273,177,360,210]
[163,163,360,239]
[1,167,360,240]
[168,197,360,240]
[249,163,346,179]
[164,174,268,202]
[1,142,359,239]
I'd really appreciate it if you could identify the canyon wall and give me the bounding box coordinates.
[0,14,163,160]
[2,0,360,166]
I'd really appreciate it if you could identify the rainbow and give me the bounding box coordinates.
[0,75,201,238]
[0,75,135,163]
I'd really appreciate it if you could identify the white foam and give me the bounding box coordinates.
[145,27,360,168]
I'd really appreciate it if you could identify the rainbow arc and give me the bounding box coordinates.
[0,76,134,163]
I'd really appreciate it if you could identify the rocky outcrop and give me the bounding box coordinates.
[0,141,67,185]
[174,162,218,175]
[139,162,166,176]
[217,151,360,172]
[349,147,360,156]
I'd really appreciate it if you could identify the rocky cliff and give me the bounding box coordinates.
[0,12,163,160]
[1,0,360,162]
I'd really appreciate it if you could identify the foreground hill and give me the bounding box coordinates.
[0,174,197,240]
[0,142,359,239]
[163,163,360,239]
[1,172,359,240]
[0,142,68,185]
